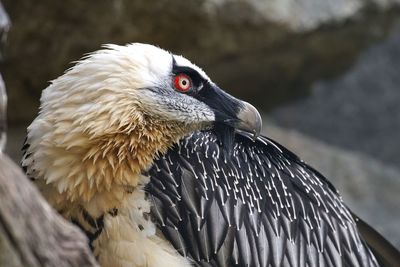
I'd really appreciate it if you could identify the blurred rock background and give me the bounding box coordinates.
[1,0,399,248]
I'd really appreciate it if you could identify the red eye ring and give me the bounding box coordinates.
[174,73,192,92]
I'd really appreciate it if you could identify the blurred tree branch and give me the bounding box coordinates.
[0,2,98,266]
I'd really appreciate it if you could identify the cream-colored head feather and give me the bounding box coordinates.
[23,43,215,212]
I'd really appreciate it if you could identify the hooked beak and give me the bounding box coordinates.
[194,83,262,140]
[235,101,262,140]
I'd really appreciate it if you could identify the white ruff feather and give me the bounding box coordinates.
[94,175,190,267]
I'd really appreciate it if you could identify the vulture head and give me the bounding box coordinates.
[25,43,261,204]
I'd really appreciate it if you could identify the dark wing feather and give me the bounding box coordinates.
[146,131,381,267]
[21,137,32,176]
[352,212,400,267]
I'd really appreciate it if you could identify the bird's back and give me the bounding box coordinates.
[147,131,382,267]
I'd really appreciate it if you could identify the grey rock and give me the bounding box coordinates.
[5,124,25,162]
[272,24,400,167]
[206,0,400,31]
[264,120,400,249]
[2,0,400,123]
[0,154,99,267]
[0,2,10,151]
[0,2,10,30]
[0,74,7,152]
[206,0,362,31]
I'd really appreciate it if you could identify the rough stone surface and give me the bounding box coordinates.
[264,120,400,249]
[207,0,362,31]
[2,0,400,123]
[208,0,400,31]
[272,23,400,167]
[0,2,10,151]
[0,154,99,267]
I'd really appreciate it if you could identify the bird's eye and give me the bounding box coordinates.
[174,74,192,93]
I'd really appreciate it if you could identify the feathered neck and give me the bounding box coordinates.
[27,111,192,207]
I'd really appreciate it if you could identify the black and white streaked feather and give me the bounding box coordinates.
[146,131,380,267]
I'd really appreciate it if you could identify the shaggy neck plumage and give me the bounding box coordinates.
[75,118,190,201]
[30,108,193,213]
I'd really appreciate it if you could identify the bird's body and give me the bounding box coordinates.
[22,43,399,266]
[148,131,391,267]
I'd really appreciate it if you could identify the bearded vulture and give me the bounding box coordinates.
[22,43,399,267]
